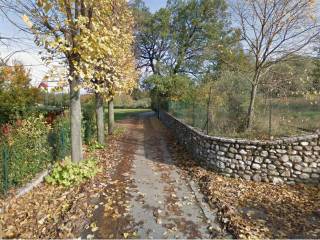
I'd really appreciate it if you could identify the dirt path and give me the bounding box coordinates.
[83,112,230,239]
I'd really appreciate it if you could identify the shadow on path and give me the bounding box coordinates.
[82,112,230,239]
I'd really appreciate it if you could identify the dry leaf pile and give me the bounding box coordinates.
[0,132,125,238]
[169,140,320,239]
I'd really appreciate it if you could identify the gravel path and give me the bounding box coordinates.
[83,112,229,239]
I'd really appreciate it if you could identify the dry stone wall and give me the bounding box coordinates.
[160,111,320,184]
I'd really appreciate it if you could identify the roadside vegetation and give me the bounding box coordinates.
[0,105,149,194]
[1,130,126,238]
[132,0,320,140]
[0,0,149,195]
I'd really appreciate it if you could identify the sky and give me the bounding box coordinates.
[0,1,167,88]
[144,0,166,12]
[0,11,48,86]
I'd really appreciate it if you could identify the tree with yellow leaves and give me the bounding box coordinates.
[7,0,137,162]
[76,0,137,144]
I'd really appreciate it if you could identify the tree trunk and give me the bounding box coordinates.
[70,78,83,163]
[108,98,114,135]
[246,83,258,130]
[95,92,105,145]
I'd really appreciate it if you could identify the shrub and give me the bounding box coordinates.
[0,64,43,124]
[48,115,71,161]
[0,115,51,192]
[82,101,96,145]
[87,141,105,152]
[45,157,100,187]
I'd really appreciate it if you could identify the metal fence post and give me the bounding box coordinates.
[192,100,195,127]
[206,87,213,135]
[269,99,272,139]
[157,91,160,119]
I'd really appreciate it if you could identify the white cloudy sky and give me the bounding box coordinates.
[0,11,48,86]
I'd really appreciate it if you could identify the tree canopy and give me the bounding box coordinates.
[134,0,231,77]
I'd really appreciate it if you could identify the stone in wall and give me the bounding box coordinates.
[160,111,320,184]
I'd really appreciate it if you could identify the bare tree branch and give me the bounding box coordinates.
[231,0,320,129]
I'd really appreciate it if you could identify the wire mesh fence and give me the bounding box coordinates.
[166,94,320,140]
[168,101,208,132]
[0,105,99,195]
[0,116,70,195]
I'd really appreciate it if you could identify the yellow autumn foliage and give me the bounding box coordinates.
[22,0,138,99]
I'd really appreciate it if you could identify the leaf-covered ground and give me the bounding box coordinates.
[0,129,126,238]
[83,113,226,239]
[1,113,319,239]
[168,139,320,239]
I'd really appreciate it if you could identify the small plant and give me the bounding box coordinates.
[88,141,105,152]
[45,157,100,187]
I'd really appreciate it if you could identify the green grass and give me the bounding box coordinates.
[105,108,152,121]
[267,97,320,132]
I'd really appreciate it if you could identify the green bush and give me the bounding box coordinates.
[82,101,96,145]
[0,115,51,191]
[45,157,100,187]
[48,115,71,161]
[87,141,105,152]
